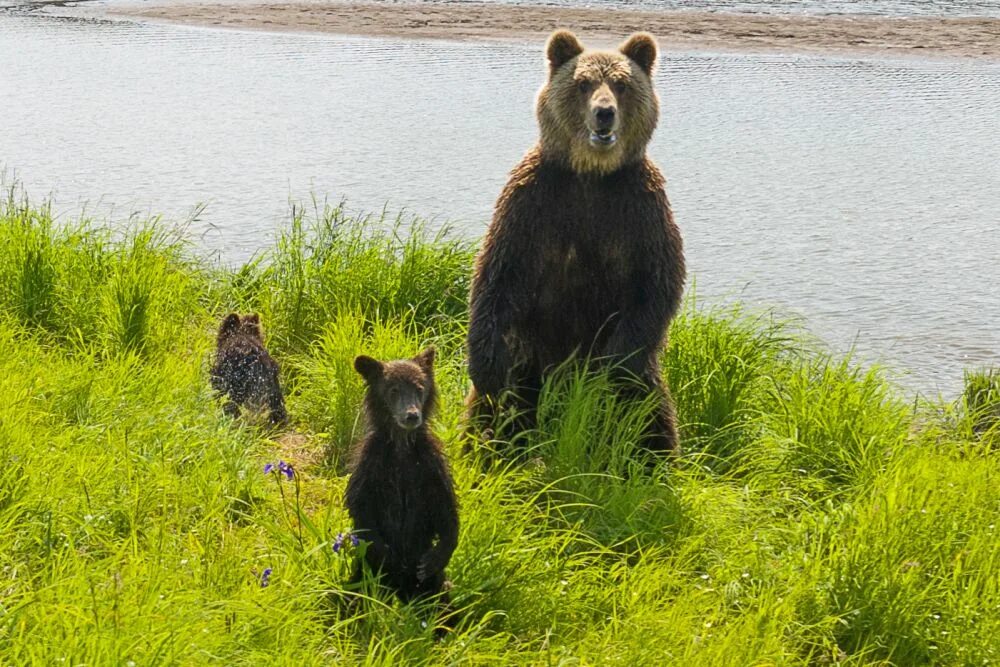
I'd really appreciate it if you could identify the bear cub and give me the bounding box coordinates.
[346,347,459,619]
[210,313,288,425]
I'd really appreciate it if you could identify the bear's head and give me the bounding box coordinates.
[537,30,659,175]
[217,312,264,345]
[355,347,437,432]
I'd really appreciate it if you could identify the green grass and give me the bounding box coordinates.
[0,188,998,665]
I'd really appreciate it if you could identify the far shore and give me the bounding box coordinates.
[102,0,1000,60]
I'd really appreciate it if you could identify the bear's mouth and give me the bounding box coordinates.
[589,128,618,148]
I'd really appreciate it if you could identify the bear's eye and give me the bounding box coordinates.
[611,80,627,96]
[577,79,592,95]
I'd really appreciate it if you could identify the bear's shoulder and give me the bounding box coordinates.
[636,156,666,191]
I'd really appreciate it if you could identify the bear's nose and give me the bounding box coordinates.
[594,106,616,127]
[403,410,422,428]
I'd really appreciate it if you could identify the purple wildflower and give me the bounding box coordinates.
[278,460,294,480]
[263,463,275,475]
[260,567,272,588]
[332,532,358,554]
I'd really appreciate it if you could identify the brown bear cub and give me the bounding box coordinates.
[210,313,288,425]
[346,348,459,620]
[467,30,685,455]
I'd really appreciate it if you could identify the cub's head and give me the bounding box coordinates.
[217,312,264,345]
[537,30,660,175]
[354,347,437,432]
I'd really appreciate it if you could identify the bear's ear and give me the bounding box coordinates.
[354,355,384,384]
[219,313,241,337]
[546,30,584,73]
[414,346,436,372]
[620,32,658,76]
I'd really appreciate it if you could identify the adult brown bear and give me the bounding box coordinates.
[467,30,685,455]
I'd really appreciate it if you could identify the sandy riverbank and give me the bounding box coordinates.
[105,0,1000,59]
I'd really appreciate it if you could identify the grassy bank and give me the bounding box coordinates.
[0,189,997,665]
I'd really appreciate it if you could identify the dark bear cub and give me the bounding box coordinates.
[210,313,288,425]
[345,347,459,622]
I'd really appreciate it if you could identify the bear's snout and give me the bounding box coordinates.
[594,105,616,129]
[588,99,619,148]
[398,407,423,430]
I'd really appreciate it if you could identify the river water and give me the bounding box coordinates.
[1,10,998,396]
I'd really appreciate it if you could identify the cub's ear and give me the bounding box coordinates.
[546,30,584,73]
[219,313,241,337]
[354,355,384,383]
[243,313,261,325]
[414,346,436,372]
[620,32,658,76]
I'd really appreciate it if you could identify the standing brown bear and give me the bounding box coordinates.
[210,313,288,425]
[467,30,685,455]
[346,348,459,622]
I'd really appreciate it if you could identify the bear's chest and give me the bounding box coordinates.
[532,178,646,295]
[539,236,629,297]
[523,185,650,353]
[353,446,440,564]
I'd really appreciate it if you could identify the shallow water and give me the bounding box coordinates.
[2,13,999,396]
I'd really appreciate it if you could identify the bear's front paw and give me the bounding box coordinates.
[416,554,435,582]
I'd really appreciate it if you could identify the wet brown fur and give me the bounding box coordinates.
[467,31,685,455]
[210,313,288,425]
[346,348,459,616]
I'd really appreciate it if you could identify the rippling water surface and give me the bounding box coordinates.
[2,13,999,395]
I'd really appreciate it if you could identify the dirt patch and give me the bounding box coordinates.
[107,0,1000,60]
[274,430,326,471]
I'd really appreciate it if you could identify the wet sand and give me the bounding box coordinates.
[107,0,1000,59]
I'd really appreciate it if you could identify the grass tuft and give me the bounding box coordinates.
[233,203,474,355]
[961,367,1000,446]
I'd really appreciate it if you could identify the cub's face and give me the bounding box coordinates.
[240,313,263,340]
[537,31,660,175]
[218,312,264,344]
[354,348,436,431]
